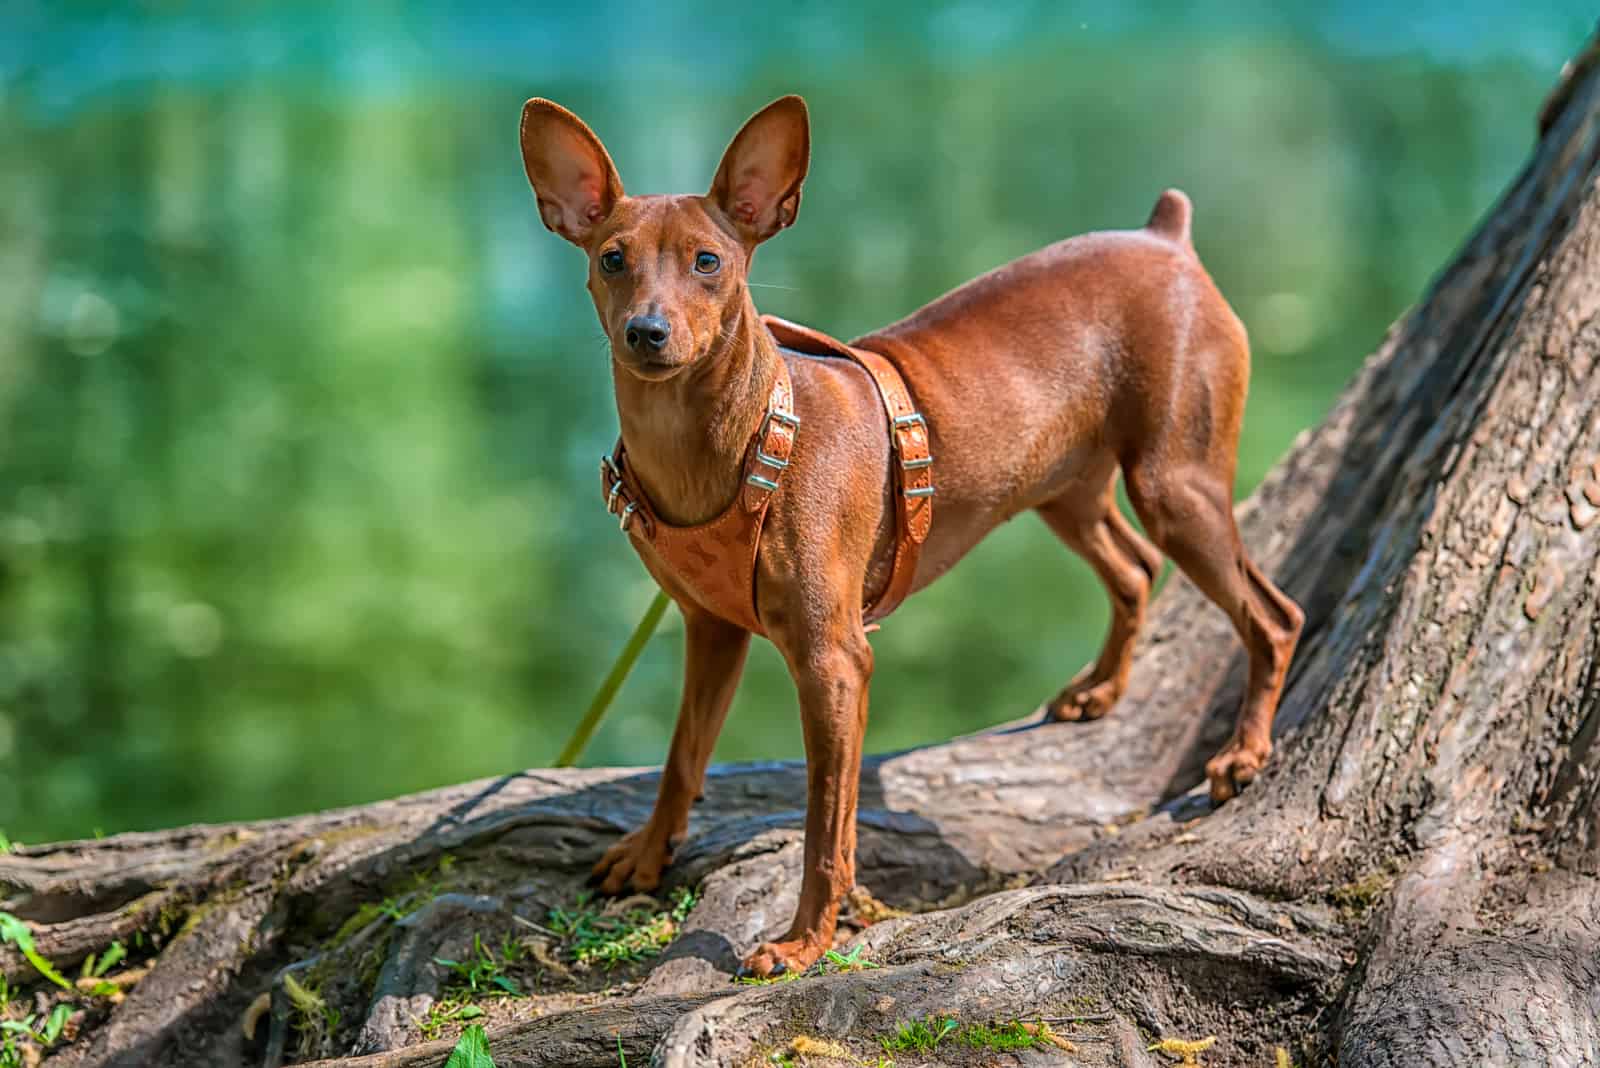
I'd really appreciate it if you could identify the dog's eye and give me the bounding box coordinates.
[693,251,721,275]
[599,249,625,274]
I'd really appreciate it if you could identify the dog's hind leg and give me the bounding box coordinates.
[1118,311,1304,802]
[1037,475,1164,722]
[1123,457,1303,803]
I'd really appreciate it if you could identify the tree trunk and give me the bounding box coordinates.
[6,30,1600,1068]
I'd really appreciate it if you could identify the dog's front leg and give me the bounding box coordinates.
[593,607,751,894]
[740,624,872,977]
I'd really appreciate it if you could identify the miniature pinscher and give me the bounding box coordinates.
[519,95,1303,977]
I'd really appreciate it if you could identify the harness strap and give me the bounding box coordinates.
[759,315,933,624]
[846,343,933,622]
[738,365,799,513]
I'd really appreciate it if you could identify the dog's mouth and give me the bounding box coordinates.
[613,344,694,382]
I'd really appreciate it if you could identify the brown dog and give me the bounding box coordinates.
[520,95,1303,977]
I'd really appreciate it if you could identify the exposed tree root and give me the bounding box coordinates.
[657,884,1343,1068]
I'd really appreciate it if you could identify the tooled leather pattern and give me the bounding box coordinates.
[648,504,766,632]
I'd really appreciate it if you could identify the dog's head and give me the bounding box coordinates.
[519,96,809,382]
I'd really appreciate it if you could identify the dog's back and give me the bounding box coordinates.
[856,190,1250,563]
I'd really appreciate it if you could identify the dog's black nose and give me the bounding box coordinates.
[624,314,671,353]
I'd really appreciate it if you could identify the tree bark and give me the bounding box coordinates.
[6,29,1600,1068]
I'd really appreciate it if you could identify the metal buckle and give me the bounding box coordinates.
[891,411,934,470]
[606,478,624,515]
[617,501,637,532]
[759,407,801,440]
[904,485,936,499]
[748,408,799,489]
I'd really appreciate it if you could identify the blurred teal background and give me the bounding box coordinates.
[0,3,1591,843]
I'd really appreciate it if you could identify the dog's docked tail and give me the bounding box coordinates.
[1145,188,1193,247]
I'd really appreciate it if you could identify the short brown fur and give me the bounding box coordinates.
[520,95,1304,977]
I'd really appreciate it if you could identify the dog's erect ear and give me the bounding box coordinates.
[708,96,810,246]
[520,99,624,246]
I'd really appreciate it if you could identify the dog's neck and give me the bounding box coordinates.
[612,294,779,527]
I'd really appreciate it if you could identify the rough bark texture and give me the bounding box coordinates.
[6,31,1600,1068]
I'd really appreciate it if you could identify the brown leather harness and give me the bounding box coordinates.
[600,315,933,637]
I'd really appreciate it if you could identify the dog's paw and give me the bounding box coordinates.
[735,938,824,979]
[1205,741,1270,804]
[591,826,673,895]
[1045,677,1121,722]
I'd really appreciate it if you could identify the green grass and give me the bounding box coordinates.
[0,920,81,1068]
[419,932,523,1041]
[413,887,698,1045]
[0,1004,72,1068]
[881,1016,959,1054]
[320,850,457,952]
[955,1020,1060,1051]
[420,931,528,1041]
[419,998,487,1042]
[435,933,524,997]
[0,912,72,991]
[74,942,127,999]
[0,922,147,1066]
[736,942,881,986]
[547,886,696,969]
[282,972,340,1057]
[80,941,126,981]
[880,1016,1068,1055]
[737,969,803,987]
[818,945,878,972]
[327,854,458,951]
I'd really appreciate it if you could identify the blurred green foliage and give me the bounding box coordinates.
[0,3,1592,842]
